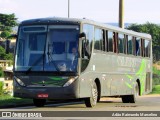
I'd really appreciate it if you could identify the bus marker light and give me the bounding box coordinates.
[37,94,48,98]
[93,65,95,71]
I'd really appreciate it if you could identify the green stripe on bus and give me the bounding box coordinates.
[48,77,63,81]
[136,59,146,76]
[136,59,146,95]
[125,59,147,95]
[126,74,133,79]
[125,82,132,89]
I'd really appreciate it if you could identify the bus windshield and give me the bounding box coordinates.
[15,25,80,72]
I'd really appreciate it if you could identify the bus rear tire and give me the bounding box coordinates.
[84,82,98,107]
[122,95,135,103]
[33,99,46,107]
[122,82,139,103]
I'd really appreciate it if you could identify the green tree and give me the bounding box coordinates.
[4,53,13,61]
[0,31,10,39]
[0,81,4,94]
[0,46,6,60]
[126,22,160,62]
[0,67,4,78]
[0,13,18,32]
[0,46,13,61]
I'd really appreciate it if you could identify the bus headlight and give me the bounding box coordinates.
[14,76,26,87]
[63,76,78,87]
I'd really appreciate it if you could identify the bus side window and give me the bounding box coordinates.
[105,30,108,52]
[148,41,151,58]
[102,29,106,51]
[113,32,118,53]
[135,37,141,56]
[124,35,127,54]
[81,24,94,72]
[127,35,133,55]
[108,31,113,52]
[141,39,145,57]
[82,24,94,58]
[94,28,103,51]
[118,33,125,54]
[144,40,150,57]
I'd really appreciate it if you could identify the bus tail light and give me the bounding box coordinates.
[63,76,78,87]
[14,76,26,87]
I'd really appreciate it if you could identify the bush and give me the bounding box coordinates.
[0,81,4,95]
[153,67,160,87]
[0,67,4,77]
[0,31,10,39]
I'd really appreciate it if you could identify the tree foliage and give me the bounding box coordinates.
[0,13,18,32]
[0,46,13,61]
[0,67,4,78]
[0,31,10,39]
[0,13,17,63]
[126,22,160,62]
[0,81,4,95]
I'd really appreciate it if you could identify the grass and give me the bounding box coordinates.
[0,94,33,107]
[150,85,160,94]
[153,67,160,76]
[152,66,160,86]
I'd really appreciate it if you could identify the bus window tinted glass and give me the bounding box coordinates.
[94,28,102,50]
[29,33,46,51]
[136,38,141,56]
[128,36,133,54]
[118,34,124,53]
[102,30,106,51]
[144,40,150,57]
[108,31,113,52]
[83,24,94,56]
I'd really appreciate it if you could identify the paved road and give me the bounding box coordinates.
[1,94,160,111]
[1,94,160,119]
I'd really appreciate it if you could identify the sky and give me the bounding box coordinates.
[0,0,160,24]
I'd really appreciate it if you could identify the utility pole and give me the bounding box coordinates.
[119,0,124,28]
[68,0,70,18]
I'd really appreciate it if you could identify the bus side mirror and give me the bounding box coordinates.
[79,32,88,58]
[7,34,18,39]
[79,32,86,39]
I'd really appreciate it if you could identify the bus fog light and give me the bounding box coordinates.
[14,76,26,87]
[63,76,78,87]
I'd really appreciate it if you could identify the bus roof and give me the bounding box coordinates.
[21,17,152,40]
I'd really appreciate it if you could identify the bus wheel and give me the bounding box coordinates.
[130,82,139,103]
[33,99,46,107]
[84,82,98,107]
[122,82,139,103]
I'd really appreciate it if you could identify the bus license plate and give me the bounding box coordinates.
[37,94,48,98]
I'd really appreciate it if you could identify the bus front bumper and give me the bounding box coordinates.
[13,80,79,100]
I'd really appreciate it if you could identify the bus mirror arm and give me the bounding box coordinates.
[7,34,18,39]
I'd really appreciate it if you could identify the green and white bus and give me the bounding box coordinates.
[13,17,152,107]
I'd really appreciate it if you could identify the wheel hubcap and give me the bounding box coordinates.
[92,84,98,105]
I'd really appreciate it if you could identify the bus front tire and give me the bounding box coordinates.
[84,82,98,107]
[33,99,46,107]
